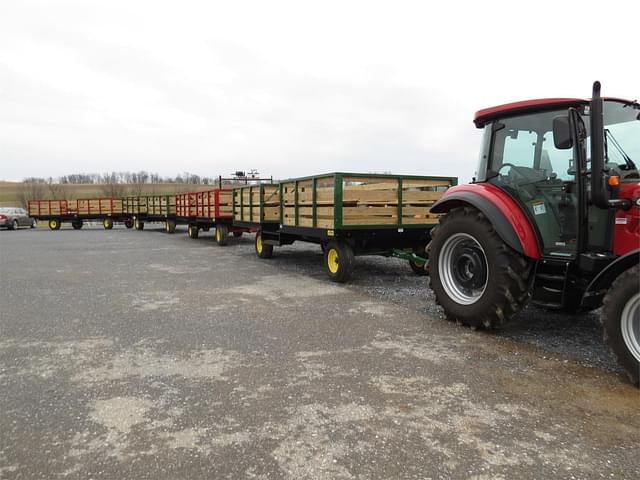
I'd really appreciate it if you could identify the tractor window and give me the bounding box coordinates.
[502,130,537,168]
[488,110,579,257]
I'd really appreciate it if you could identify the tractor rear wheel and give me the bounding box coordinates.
[215,224,229,246]
[429,206,533,329]
[602,265,640,386]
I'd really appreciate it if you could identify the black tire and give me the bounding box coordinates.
[72,220,83,230]
[201,226,210,232]
[255,231,273,258]
[324,240,355,283]
[103,217,114,230]
[233,231,243,238]
[134,218,144,231]
[215,224,229,246]
[188,224,199,239]
[602,265,640,387]
[428,206,533,329]
[10,219,18,230]
[49,219,61,230]
[409,259,428,275]
[165,219,176,234]
[124,219,134,229]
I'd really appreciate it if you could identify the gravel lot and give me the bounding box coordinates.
[1,226,638,479]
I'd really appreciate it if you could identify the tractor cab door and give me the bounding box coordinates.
[487,110,579,258]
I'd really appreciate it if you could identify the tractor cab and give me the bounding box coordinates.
[473,98,639,261]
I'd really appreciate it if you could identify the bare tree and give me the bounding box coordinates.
[16,180,47,208]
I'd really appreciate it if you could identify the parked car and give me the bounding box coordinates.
[0,207,37,230]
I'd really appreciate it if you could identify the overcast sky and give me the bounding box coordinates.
[0,1,637,183]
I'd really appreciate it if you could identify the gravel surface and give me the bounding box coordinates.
[0,226,638,479]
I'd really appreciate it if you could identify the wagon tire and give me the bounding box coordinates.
[134,218,144,231]
[409,259,428,275]
[215,225,229,246]
[428,206,533,329]
[72,220,83,230]
[188,224,199,239]
[124,219,134,229]
[255,231,273,258]
[324,240,355,283]
[165,219,176,234]
[102,217,114,230]
[49,219,61,230]
[233,231,243,238]
[602,265,640,387]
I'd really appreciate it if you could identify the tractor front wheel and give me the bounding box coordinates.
[602,265,640,386]
[429,206,533,329]
[324,240,355,283]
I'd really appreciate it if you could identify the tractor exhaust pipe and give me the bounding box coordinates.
[590,81,609,209]
[590,81,629,210]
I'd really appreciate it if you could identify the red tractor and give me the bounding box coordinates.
[428,82,639,385]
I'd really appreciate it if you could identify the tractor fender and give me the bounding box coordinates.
[431,184,541,259]
[583,249,640,298]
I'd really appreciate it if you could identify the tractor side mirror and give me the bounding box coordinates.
[553,116,573,150]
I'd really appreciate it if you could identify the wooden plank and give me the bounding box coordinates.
[342,217,399,225]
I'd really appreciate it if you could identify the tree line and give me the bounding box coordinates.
[16,171,223,207]
[23,171,216,186]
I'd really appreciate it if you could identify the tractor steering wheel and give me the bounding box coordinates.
[498,163,543,184]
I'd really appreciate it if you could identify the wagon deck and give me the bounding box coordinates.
[28,198,131,230]
[233,172,457,281]
[173,188,253,243]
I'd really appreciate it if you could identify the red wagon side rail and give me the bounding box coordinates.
[28,199,72,218]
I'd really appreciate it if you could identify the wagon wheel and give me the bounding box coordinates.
[324,240,355,283]
[255,231,273,258]
[215,224,229,246]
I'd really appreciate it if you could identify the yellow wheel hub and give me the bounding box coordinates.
[327,249,339,274]
[216,229,221,241]
[256,235,263,253]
